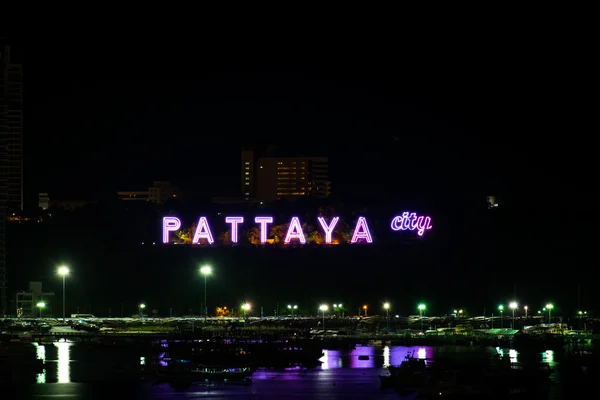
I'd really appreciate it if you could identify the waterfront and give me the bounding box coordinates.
[3,342,594,399]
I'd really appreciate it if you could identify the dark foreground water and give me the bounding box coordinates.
[3,342,590,399]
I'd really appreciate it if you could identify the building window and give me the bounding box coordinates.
[245,182,249,185]
[245,172,249,175]
[245,161,250,164]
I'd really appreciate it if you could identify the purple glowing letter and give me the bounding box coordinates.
[192,217,215,244]
[162,217,181,243]
[351,217,373,243]
[284,217,306,244]
[317,216,339,244]
[225,216,244,243]
[254,216,273,244]
[390,212,432,236]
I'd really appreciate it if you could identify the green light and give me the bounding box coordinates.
[418,303,426,311]
[498,305,504,311]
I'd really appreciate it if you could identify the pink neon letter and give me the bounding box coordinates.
[225,216,244,243]
[351,217,373,243]
[317,216,339,244]
[284,217,306,244]
[416,216,432,236]
[391,212,432,236]
[192,217,214,244]
[254,216,273,244]
[162,217,181,243]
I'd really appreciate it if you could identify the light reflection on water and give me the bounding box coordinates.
[320,345,436,370]
[33,343,561,386]
[54,342,72,383]
[34,343,46,384]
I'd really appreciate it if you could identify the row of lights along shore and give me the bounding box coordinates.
[41,265,575,324]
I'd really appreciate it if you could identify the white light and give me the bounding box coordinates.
[54,342,72,383]
[200,266,212,275]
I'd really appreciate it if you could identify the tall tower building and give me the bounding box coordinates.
[255,156,331,203]
[241,149,255,201]
[1,42,23,211]
[0,40,23,315]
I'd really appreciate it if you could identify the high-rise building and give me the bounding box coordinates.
[241,149,331,203]
[241,150,255,201]
[0,40,23,315]
[0,42,23,211]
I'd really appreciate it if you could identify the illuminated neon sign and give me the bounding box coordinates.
[390,212,432,236]
[162,213,432,244]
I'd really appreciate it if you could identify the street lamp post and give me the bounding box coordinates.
[548,304,553,323]
[200,266,212,317]
[509,302,517,329]
[37,302,46,318]
[524,305,528,319]
[58,266,69,321]
[363,305,368,317]
[498,305,504,328]
[241,303,250,319]
[418,303,426,332]
[287,304,298,316]
[383,303,390,331]
[139,303,145,318]
[319,304,328,330]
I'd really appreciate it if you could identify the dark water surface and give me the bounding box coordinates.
[3,342,580,399]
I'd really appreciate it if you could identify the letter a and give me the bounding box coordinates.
[192,217,215,244]
[284,217,306,244]
[351,216,373,243]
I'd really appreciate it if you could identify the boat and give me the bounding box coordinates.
[145,358,253,389]
[380,353,433,389]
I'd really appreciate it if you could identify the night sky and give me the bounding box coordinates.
[19,37,488,202]
[5,35,586,314]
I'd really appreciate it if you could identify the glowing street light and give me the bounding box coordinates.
[36,302,46,318]
[319,304,328,329]
[498,305,504,328]
[200,265,212,317]
[287,304,298,316]
[241,303,251,318]
[524,305,528,319]
[383,303,390,330]
[509,302,518,329]
[546,303,554,323]
[418,303,426,332]
[363,305,368,317]
[57,266,69,321]
[138,303,146,318]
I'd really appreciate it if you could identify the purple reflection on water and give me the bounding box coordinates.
[319,349,342,370]
[349,345,375,369]
[253,371,303,381]
[387,346,435,367]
